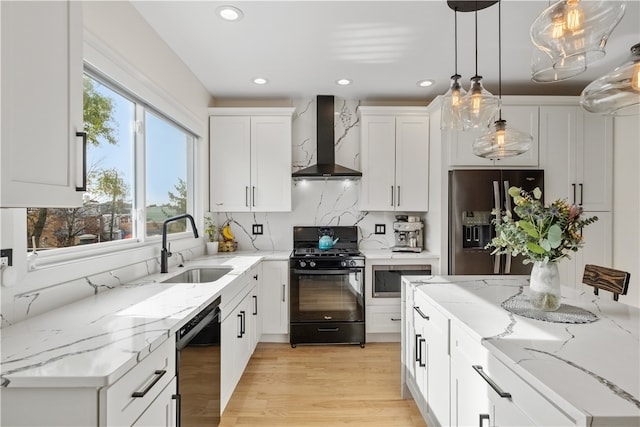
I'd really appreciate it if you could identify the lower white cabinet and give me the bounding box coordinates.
[406,290,576,427]
[221,267,261,412]
[132,377,177,427]
[0,338,177,427]
[101,338,176,427]
[260,260,289,337]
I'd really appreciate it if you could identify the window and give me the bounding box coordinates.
[26,70,195,252]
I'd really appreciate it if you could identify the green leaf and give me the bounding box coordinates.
[533,187,542,200]
[540,239,551,252]
[527,242,546,254]
[508,187,521,198]
[548,224,562,248]
[517,220,539,238]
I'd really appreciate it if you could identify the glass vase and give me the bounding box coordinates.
[529,261,561,311]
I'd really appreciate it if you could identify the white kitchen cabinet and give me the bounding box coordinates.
[447,105,539,167]
[209,108,295,212]
[132,377,177,427]
[249,263,263,349]
[1,0,85,207]
[541,106,612,211]
[0,338,176,427]
[220,267,261,412]
[359,107,429,212]
[260,260,289,338]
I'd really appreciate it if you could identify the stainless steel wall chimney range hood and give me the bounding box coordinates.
[292,95,362,180]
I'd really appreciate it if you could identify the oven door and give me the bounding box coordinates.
[290,267,364,322]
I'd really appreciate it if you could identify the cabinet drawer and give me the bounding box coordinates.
[451,321,488,365]
[102,338,176,427]
[368,305,402,333]
[486,353,575,426]
[414,291,449,336]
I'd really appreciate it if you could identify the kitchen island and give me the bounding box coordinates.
[402,275,640,427]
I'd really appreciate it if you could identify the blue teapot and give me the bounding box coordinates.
[318,234,339,250]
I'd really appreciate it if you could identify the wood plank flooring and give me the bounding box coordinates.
[220,342,427,426]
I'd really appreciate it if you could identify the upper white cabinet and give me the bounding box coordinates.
[359,107,429,212]
[541,105,612,211]
[1,1,85,207]
[447,105,539,167]
[209,108,295,212]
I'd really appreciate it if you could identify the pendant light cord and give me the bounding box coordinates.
[474,5,478,76]
[498,0,502,120]
[454,8,459,75]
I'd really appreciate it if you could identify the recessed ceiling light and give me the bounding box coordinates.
[216,5,244,21]
[253,77,268,85]
[336,78,352,86]
[417,79,435,88]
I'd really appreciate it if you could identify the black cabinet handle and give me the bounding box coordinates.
[240,310,246,336]
[253,274,259,280]
[252,186,256,207]
[172,393,181,427]
[472,365,512,398]
[245,186,249,207]
[75,131,87,191]
[579,183,584,206]
[318,327,339,332]
[390,186,394,206]
[571,183,576,204]
[415,333,422,362]
[418,338,426,367]
[479,413,490,427]
[414,306,429,320]
[237,313,243,338]
[390,317,401,321]
[282,284,286,302]
[397,186,401,206]
[252,295,258,315]
[132,369,166,398]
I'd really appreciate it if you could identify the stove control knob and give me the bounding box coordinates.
[341,261,347,267]
[299,261,306,268]
[309,261,316,268]
[349,260,356,267]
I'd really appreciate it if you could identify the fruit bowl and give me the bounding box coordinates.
[219,241,238,252]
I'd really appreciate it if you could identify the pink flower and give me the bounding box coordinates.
[569,205,580,221]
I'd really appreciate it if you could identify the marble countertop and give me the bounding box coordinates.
[0,254,265,389]
[408,275,640,425]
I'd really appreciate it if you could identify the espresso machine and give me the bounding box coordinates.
[391,215,424,252]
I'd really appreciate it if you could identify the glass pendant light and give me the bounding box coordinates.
[460,8,499,131]
[580,43,640,116]
[530,0,626,78]
[441,8,467,130]
[530,46,586,83]
[474,0,532,159]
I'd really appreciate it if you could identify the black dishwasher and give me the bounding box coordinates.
[175,296,221,427]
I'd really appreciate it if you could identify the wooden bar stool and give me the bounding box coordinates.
[582,264,631,301]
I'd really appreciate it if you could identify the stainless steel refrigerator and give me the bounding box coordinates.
[448,169,544,275]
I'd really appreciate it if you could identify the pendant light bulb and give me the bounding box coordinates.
[460,76,499,130]
[473,119,533,160]
[440,8,467,131]
[565,0,583,32]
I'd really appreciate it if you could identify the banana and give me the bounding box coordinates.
[222,225,235,241]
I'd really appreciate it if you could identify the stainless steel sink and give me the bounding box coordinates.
[161,266,233,283]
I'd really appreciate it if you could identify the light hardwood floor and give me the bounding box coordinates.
[220,342,427,426]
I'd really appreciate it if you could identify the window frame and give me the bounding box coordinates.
[28,66,198,267]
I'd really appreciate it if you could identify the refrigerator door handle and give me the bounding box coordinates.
[503,181,512,274]
[493,181,501,274]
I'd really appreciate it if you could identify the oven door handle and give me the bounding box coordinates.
[292,269,362,275]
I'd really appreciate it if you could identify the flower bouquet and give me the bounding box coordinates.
[488,186,598,310]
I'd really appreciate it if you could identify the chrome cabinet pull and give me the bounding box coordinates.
[75,131,87,191]
[318,327,339,332]
[479,413,490,427]
[132,369,166,398]
[413,306,429,320]
[397,186,401,206]
[252,186,256,207]
[472,365,512,398]
[390,186,394,206]
[245,186,249,207]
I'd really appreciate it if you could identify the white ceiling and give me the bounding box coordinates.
[132,1,640,101]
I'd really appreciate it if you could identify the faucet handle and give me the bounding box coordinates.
[167,243,172,258]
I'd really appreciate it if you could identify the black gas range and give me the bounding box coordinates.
[289,226,365,348]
